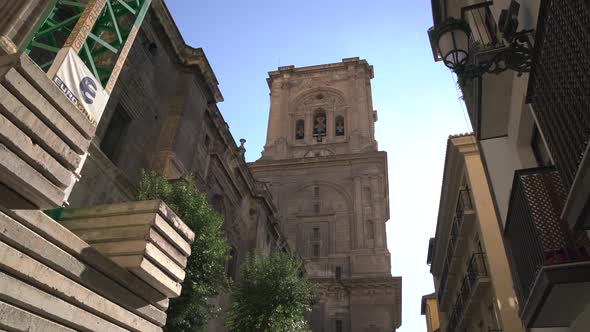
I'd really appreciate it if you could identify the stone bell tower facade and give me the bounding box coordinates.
[250,58,402,332]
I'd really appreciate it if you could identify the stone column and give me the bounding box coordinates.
[370,176,385,248]
[366,77,376,141]
[150,73,188,179]
[327,109,335,141]
[288,113,294,143]
[353,176,364,249]
[265,80,282,147]
[348,65,359,134]
[356,70,370,140]
[305,109,313,145]
[279,82,290,144]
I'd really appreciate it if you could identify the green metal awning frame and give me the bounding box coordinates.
[20,0,151,90]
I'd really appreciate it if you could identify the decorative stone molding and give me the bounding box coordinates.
[57,199,195,298]
[150,0,223,103]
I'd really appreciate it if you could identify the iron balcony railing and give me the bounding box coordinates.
[438,256,450,304]
[526,0,590,190]
[450,220,459,253]
[437,187,473,305]
[446,301,462,332]
[456,187,473,222]
[504,167,590,309]
[461,1,502,52]
[446,252,489,332]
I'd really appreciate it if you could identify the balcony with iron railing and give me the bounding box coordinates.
[446,252,491,332]
[436,187,476,307]
[504,166,590,328]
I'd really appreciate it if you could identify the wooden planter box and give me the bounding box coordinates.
[0,53,95,209]
[57,200,195,298]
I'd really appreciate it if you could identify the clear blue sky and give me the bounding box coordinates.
[166,1,472,330]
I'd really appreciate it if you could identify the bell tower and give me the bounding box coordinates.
[261,57,379,160]
[251,58,402,332]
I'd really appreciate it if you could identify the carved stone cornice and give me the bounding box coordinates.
[267,57,374,88]
[150,0,223,103]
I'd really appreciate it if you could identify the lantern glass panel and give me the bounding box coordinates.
[438,24,470,70]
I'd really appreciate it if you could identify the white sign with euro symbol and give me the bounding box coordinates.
[48,48,109,126]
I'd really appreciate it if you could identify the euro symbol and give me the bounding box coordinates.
[79,76,97,104]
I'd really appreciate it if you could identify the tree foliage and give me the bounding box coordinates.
[137,170,229,331]
[226,252,314,332]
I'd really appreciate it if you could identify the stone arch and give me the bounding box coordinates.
[303,148,334,158]
[211,193,225,216]
[289,180,353,212]
[286,180,354,258]
[290,87,347,111]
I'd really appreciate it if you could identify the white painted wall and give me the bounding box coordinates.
[480,137,524,227]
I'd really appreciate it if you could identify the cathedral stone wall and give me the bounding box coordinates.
[62,5,287,330]
[68,2,285,255]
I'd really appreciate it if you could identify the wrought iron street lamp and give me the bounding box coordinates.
[432,12,533,79]
[436,18,471,71]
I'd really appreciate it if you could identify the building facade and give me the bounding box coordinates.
[421,293,441,332]
[428,1,590,331]
[250,59,402,332]
[428,134,525,332]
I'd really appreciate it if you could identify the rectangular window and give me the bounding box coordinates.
[313,243,320,257]
[335,266,342,280]
[335,319,343,332]
[204,134,210,151]
[367,221,374,240]
[226,247,237,280]
[364,187,372,204]
[313,227,320,240]
[313,202,320,214]
[100,105,131,164]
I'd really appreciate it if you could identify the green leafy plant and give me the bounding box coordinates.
[226,252,314,332]
[137,170,229,331]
